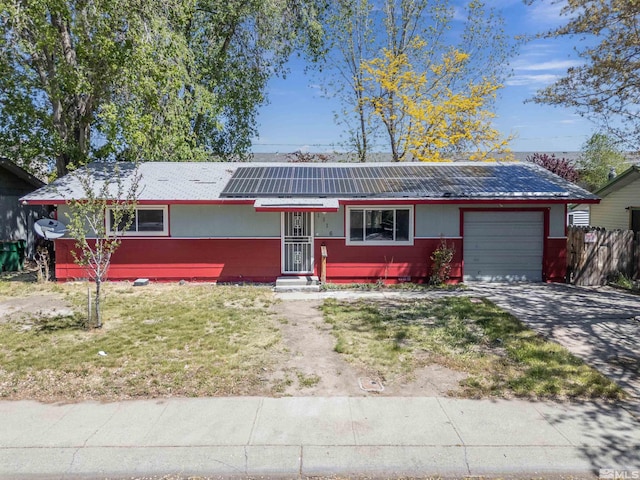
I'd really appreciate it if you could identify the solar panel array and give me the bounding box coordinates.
[219,164,568,198]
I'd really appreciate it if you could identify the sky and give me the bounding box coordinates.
[251,0,594,155]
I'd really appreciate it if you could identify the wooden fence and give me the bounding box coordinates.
[567,226,640,286]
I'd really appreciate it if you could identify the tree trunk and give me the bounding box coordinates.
[95,279,102,328]
[357,99,368,162]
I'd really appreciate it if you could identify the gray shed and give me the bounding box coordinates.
[0,158,48,259]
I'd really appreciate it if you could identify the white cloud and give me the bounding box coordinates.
[527,0,567,26]
[512,59,581,71]
[506,74,559,87]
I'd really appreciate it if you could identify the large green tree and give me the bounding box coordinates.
[0,0,325,178]
[320,0,514,161]
[578,133,627,192]
[524,1,640,148]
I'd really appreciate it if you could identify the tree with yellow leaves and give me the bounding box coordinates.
[361,38,512,162]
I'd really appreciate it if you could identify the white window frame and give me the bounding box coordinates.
[107,205,169,236]
[346,205,414,246]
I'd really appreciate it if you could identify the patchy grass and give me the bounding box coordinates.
[296,371,321,388]
[0,282,283,401]
[321,281,465,292]
[321,297,625,400]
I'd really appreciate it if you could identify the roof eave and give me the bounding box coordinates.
[594,165,640,198]
[0,157,46,188]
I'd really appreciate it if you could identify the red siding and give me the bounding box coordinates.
[54,237,465,284]
[316,238,463,284]
[54,238,281,282]
[544,238,567,283]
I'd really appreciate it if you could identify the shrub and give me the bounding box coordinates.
[430,238,455,285]
[527,153,579,183]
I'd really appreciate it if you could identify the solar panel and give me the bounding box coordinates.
[219,164,569,198]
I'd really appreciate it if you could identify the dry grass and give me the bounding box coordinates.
[0,281,283,401]
[0,277,626,402]
[322,297,625,400]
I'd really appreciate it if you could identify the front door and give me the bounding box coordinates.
[282,212,314,274]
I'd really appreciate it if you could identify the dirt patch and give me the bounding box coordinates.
[0,294,76,324]
[270,299,466,396]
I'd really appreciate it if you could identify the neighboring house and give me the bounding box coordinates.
[567,209,589,227]
[0,157,47,259]
[21,161,598,283]
[576,165,640,233]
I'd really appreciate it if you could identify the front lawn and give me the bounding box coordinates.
[0,279,626,402]
[0,282,284,401]
[322,297,624,400]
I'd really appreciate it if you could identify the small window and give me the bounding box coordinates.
[347,206,413,245]
[630,208,640,234]
[107,206,168,236]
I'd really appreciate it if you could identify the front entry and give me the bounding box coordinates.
[282,211,314,274]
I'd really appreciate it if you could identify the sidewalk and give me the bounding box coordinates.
[1,396,639,479]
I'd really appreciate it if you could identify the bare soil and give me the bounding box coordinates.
[269,299,466,396]
[0,293,75,324]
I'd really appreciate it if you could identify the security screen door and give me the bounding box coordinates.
[282,212,313,274]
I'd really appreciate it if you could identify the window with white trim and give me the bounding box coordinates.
[346,206,413,245]
[107,206,168,236]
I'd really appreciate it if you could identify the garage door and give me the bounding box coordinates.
[463,211,544,282]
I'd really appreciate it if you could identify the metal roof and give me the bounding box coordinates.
[21,161,599,204]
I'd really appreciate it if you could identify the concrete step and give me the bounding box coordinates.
[274,275,321,292]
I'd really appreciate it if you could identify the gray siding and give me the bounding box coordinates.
[548,204,566,237]
[415,204,460,237]
[314,208,345,237]
[590,179,640,230]
[0,196,48,258]
[0,167,48,258]
[58,204,98,240]
[414,203,565,238]
[170,204,280,237]
[58,202,568,242]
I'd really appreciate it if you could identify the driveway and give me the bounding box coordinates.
[470,283,640,404]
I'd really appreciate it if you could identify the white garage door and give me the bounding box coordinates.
[463,211,544,282]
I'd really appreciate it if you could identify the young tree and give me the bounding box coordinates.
[577,133,628,191]
[361,40,510,161]
[524,1,640,148]
[0,0,327,177]
[526,153,579,183]
[63,163,140,328]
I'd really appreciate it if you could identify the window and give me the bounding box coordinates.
[346,206,413,245]
[107,206,168,236]
[630,208,640,234]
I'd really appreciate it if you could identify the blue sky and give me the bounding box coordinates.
[251,0,594,154]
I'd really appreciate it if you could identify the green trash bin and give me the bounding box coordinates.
[17,240,26,268]
[0,242,5,272]
[2,242,22,271]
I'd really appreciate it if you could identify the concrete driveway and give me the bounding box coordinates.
[470,283,640,404]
